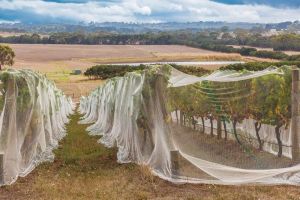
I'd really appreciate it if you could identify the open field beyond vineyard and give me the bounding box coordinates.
[4,44,275,73]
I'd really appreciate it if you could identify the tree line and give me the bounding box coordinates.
[1,31,300,61]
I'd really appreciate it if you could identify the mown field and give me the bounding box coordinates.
[0,111,299,200]
[5,44,274,73]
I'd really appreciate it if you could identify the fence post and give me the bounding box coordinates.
[179,111,183,125]
[0,153,4,184]
[217,118,222,139]
[170,150,179,176]
[292,69,300,163]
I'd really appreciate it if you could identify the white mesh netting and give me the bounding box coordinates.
[80,65,300,185]
[0,69,74,185]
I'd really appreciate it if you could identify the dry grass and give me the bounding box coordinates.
[43,71,104,102]
[3,43,278,73]
[0,111,300,200]
[4,44,247,72]
[82,53,242,63]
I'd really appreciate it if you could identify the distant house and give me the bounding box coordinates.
[71,70,82,75]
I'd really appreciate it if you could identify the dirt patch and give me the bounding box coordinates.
[44,73,104,102]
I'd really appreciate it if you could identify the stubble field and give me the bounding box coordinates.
[7,43,255,73]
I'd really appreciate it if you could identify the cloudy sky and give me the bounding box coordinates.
[0,0,300,24]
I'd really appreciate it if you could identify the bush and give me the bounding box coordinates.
[84,64,146,79]
[238,47,257,56]
[220,61,300,71]
[84,64,211,80]
[286,54,300,61]
[170,64,211,76]
[249,50,289,60]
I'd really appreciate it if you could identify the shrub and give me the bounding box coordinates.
[238,47,257,56]
[249,50,289,60]
[170,64,211,76]
[84,64,146,79]
[220,61,300,71]
[286,54,300,61]
[84,64,211,79]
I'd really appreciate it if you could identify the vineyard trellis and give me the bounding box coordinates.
[80,64,300,185]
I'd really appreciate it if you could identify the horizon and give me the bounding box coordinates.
[0,0,300,24]
[0,20,298,25]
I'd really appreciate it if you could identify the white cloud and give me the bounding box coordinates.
[0,0,299,23]
[139,0,300,23]
[0,19,19,24]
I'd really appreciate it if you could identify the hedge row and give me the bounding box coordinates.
[220,61,300,71]
[84,64,146,79]
[84,64,211,79]
[84,61,300,80]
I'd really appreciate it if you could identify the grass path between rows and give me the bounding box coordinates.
[0,110,300,199]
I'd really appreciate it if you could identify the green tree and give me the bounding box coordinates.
[0,45,15,70]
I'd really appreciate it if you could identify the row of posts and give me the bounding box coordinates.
[292,69,300,163]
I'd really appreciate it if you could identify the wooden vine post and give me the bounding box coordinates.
[292,69,300,163]
[170,150,179,175]
[0,153,3,184]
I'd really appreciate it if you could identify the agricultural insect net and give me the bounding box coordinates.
[0,69,74,185]
[80,65,300,185]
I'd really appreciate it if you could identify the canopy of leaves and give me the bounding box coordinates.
[0,45,15,67]
[167,66,292,129]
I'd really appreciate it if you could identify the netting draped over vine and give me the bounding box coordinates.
[80,65,300,185]
[0,69,74,185]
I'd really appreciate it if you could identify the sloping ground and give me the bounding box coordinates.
[0,110,300,199]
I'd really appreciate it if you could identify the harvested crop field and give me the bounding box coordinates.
[5,44,246,72]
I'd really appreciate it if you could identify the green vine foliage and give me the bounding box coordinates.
[16,76,32,112]
[166,67,294,157]
[0,72,9,112]
[167,66,292,134]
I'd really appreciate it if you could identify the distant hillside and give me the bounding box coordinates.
[0,21,280,34]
